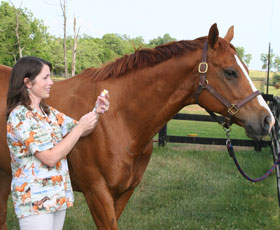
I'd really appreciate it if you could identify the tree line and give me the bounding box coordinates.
[0,1,279,77]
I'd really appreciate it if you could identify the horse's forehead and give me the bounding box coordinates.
[209,42,237,65]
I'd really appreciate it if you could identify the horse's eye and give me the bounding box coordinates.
[224,69,237,79]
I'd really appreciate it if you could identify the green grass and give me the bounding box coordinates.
[167,119,249,140]
[250,70,268,79]
[119,146,280,230]
[166,104,265,141]
[249,70,280,96]
[250,70,279,79]
[7,145,280,229]
[267,86,280,96]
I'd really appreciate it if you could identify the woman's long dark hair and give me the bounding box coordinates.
[6,56,52,120]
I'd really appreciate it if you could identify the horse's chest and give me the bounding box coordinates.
[110,154,151,192]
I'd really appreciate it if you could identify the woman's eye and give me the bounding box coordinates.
[224,69,237,79]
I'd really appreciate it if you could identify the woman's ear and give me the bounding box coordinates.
[24,78,32,89]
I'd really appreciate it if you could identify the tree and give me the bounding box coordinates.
[235,46,252,67]
[130,36,145,48]
[261,53,275,71]
[0,1,49,66]
[75,37,104,72]
[60,0,68,78]
[149,33,176,46]
[8,1,23,58]
[272,74,280,86]
[122,35,146,51]
[44,36,65,75]
[102,33,131,56]
[71,16,80,76]
[273,56,280,72]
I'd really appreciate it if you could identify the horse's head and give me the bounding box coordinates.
[196,23,275,140]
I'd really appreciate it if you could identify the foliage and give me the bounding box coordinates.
[102,33,132,56]
[149,33,176,46]
[0,1,49,66]
[272,74,280,86]
[127,35,146,49]
[43,36,64,74]
[273,56,280,72]
[2,1,279,77]
[261,53,275,71]
[76,37,106,72]
[236,46,252,66]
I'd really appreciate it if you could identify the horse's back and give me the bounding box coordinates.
[0,64,11,88]
[0,65,11,99]
[47,75,99,119]
[0,65,11,173]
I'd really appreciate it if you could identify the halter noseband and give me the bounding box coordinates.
[195,41,261,129]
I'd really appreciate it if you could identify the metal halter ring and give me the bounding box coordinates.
[198,62,208,73]
[228,104,239,115]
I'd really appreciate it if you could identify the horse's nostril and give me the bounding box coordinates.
[263,116,271,133]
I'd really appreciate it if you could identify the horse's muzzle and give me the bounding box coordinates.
[245,115,275,140]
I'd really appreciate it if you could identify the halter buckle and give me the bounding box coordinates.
[198,62,208,73]
[228,104,239,115]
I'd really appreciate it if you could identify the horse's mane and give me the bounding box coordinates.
[78,38,206,81]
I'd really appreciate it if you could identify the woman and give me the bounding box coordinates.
[6,56,109,230]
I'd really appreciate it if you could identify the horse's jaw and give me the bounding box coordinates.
[245,127,263,141]
[244,115,274,141]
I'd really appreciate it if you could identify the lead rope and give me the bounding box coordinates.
[225,128,280,182]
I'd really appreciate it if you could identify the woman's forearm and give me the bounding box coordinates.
[35,125,83,167]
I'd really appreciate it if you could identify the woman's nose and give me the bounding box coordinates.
[49,78,54,85]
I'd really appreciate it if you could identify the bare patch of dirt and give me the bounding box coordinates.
[180,105,208,114]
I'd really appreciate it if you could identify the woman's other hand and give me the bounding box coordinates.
[77,112,99,137]
[94,94,110,114]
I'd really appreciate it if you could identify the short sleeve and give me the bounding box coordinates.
[7,107,54,155]
[49,107,78,137]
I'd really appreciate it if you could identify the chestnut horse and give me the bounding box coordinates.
[0,24,275,229]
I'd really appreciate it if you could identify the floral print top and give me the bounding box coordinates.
[7,105,77,219]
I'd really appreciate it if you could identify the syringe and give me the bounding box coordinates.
[92,89,109,112]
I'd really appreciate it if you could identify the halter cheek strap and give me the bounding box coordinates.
[195,41,261,129]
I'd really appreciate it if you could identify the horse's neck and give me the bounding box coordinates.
[116,51,200,151]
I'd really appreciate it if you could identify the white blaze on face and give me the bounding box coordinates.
[234,55,275,130]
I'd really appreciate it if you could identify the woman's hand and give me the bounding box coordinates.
[77,93,110,137]
[94,94,110,114]
[77,112,99,137]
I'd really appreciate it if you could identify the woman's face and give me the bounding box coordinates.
[25,64,53,103]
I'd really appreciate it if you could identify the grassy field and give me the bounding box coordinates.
[250,70,280,96]
[6,117,280,229]
[7,146,280,229]
[119,146,279,230]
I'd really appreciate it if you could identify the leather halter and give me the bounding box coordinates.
[195,41,261,129]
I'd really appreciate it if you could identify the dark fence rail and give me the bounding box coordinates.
[158,113,271,151]
[158,94,274,151]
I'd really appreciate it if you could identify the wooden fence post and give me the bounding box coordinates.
[158,124,167,146]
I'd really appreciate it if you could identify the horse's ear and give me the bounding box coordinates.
[208,23,219,49]
[224,26,234,42]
